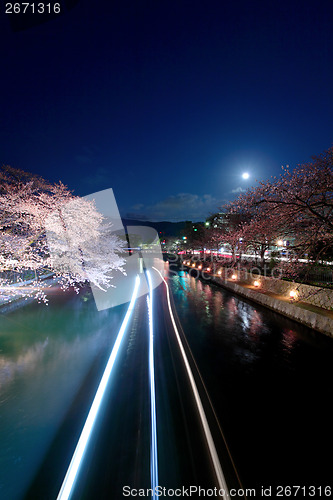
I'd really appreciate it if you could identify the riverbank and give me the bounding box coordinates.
[181,264,333,338]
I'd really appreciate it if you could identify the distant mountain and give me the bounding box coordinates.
[122,218,189,237]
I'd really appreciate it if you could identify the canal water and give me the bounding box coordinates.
[169,270,333,490]
[0,289,127,500]
[0,270,332,498]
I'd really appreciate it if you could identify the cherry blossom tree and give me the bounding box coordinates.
[235,147,333,263]
[45,197,126,293]
[213,146,333,286]
[0,165,125,302]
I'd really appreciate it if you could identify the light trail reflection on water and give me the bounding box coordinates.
[0,267,332,498]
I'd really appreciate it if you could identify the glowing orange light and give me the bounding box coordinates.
[231,274,237,280]
[289,290,297,298]
[192,264,195,267]
[198,265,202,270]
[217,270,222,275]
[253,280,260,287]
[206,267,211,272]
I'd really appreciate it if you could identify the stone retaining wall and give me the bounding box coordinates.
[210,277,333,338]
[181,263,333,337]
[229,269,333,311]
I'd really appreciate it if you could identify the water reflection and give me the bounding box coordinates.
[170,271,329,371]
[248,310,263,337]
[226,297,237,326]
[0,339,49,391]
[169,270,333,487]
[281,329,298,352]
[0,290,126,500]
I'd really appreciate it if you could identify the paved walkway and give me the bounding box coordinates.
[239,282,333,321]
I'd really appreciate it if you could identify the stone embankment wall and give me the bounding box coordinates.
[210,276,333,338]
[181,262,333,337]
[229,268,333,311]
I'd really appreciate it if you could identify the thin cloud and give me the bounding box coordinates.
[131,203,144,210]
[231,186,246,193]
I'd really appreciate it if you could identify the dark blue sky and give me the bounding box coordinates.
[1,0,332,220]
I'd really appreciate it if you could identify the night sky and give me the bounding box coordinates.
[1,0,333,221]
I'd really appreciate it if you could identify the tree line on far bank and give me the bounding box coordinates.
[189,146,333,281]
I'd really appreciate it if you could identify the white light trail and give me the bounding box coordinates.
[146,271,159,497]
[152,266,229,495]
[57,275,141,500]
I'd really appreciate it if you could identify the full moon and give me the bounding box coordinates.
[242,172,250,179]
